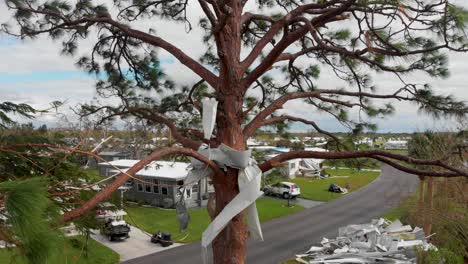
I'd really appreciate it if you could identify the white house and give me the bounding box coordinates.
[384,140,408,150]
[312,137,326,142]
[247,138,265,146]
[98,160,212,208]
[356,137,374,147]
[264,147,327,178]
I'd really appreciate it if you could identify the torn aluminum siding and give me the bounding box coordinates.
[295,218,436,264]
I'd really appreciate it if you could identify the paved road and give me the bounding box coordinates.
[264,196,325,209]
[123,164,419,264]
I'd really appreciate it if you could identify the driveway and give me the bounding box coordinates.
[91,225,182,262]
[123,164,419,264]
[263,195,325,209]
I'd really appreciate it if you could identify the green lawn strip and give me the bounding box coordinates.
[0,236,119,264]
[381,187,466,263]
[124,197,304,243]
[382,192,418,222]
[289,169,380,201]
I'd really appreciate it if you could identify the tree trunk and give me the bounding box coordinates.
[444,177,449,207]
[418,176,425,227]
[212,174,248,264]
[424,177,434,235]
[85,231,90,258]
[210,2,248,258]
[211,88,248,263]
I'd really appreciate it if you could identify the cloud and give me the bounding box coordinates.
[0,1,466,132]
[0,35,19,46]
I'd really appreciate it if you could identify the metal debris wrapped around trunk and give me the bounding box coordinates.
[295,218,436,264]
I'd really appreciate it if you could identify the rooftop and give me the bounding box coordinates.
[101,159,190,180]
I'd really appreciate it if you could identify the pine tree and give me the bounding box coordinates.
[3,1,468,262]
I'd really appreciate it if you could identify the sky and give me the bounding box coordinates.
[0,1,467,133]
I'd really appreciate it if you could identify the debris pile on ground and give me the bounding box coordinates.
[295,218,436,263]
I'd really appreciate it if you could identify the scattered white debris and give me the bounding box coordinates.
[295,218,436,264]
[307,246,324,253]
[0,240,16,249]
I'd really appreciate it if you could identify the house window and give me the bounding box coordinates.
[153,179,159,193]
[137,183,143,192]
[186,189,192,199]
[192,184,199,193]
[161,186,168,195]
[145,179,153,192]
[290,162,296,169]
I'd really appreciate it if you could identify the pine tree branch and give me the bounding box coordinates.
[242,0,354,84]
[240,0,346,72]
[62,146,222,222]
[243,88,410,137]
[79,105,202,150]
[253,115,341,144]
[258,149,468,177]
[9,6,219,88]
[0,143,223,222]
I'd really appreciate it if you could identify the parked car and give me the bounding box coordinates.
[263,182,301,199]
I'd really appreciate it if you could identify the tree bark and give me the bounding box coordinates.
[212,175,248,264]
[210,28,248,259]
[424,176,434,235]
[211,92,249,263]
[418,176,425,227]
[85,230,90,258]
[444,177,449,208]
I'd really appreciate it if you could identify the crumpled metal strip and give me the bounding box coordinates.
[200,158,263,263]
[175,188,190,232]
[201,98,218,140]
[181,144,264,263]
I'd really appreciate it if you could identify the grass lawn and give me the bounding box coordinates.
[125,197,304,243]
[382,193,417,221]
[0,236,119,264]
[289,168,380,201]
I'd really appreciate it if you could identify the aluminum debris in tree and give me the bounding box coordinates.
[295,218,436,264]
[201,98,218,140]
[175,98,264,264]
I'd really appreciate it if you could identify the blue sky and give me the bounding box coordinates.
[0,70,92,83]
[0,32,465,133]
[0,57,175,83]
[0,35,19,46]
